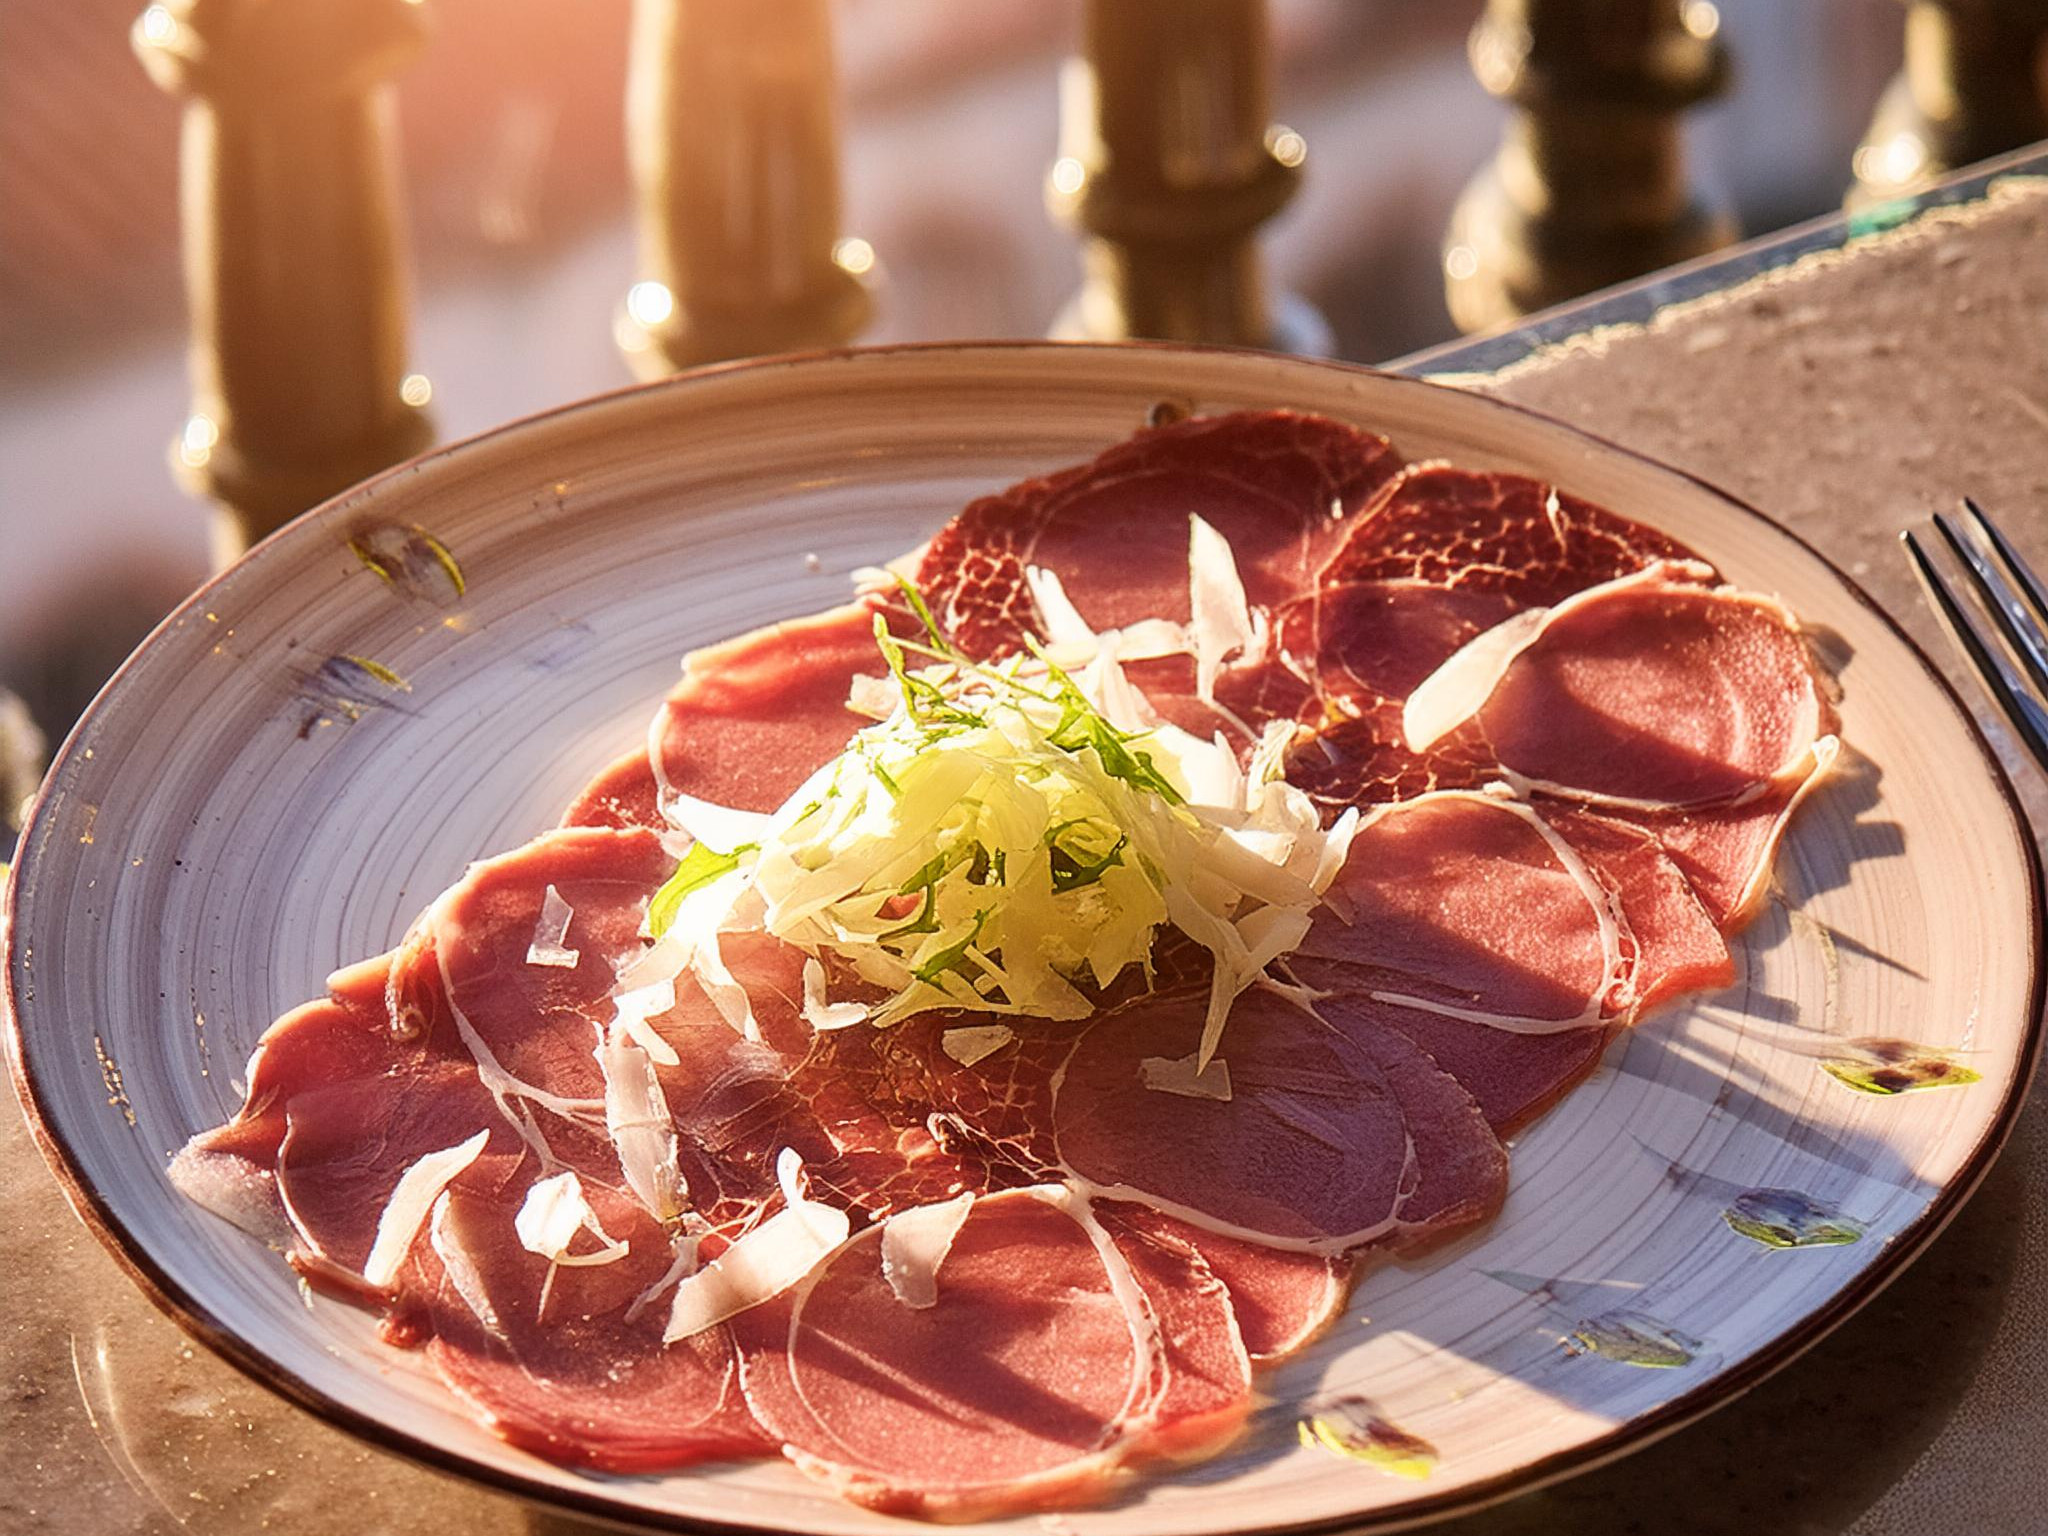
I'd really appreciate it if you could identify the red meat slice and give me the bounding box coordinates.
[1318,463,1695,602]
[1300,792,1620,1028]
[1270,464,1704,815]
[736,1189,1161,1520]
[1541,805,1736,1015]
[1162,1221,1348,1362]
[1399,565,1839,924]
[425,1183,773,1471]
[913,411,1403,660]
[564,600,884,830]
[1050,988,1504,1253]
[1287,796,1734,1133]
[1439,569,1834,807]
[1096,1203,1254,1458]
[1601,767,1840,925]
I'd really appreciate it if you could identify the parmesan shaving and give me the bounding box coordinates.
[362,1129,489,1288]
[940,1023,1014,1067]
[663,1150,850,1342]
[611,978,680,1067]
[599,1031,686,1221]
[524,883,581,968]
[880,1190,976,1308]
[428,1191,503,1335]
[625,1234,703,1323]
[1025,565,1097,655]
[515,1171,630,1268]
[802,957,869,1031]
[1187,513,1265,705]
[846,671,900,719]
[1140,1051,1233,1102]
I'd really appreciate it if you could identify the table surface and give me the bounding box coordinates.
[4,147,2046,1536]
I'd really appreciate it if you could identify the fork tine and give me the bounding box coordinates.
[1931,508,2048,700]
[1963,496,2048,633]
[1901,527,2048,769]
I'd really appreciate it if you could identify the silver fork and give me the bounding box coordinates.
[1901,499,2048,770]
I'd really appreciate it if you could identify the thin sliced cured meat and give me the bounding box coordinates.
[1287,793,1733,1132]
[1606,748,1842,923]
[736,1188,1161,1520]
[1050,987,1504,1253]
[564,600,883,830]
[1159,1219,1348,1362]
[1304,994,1612,1139]
[1318,462,1696,603]
[913,411,1404,659]
[1540,804,1736,1015]
[1398,562,1839,924]
[1268,464,1706,814]
[1095,1203,1254,1458]
[426,1183,773,1471]
[1282,709,1497,816]
[1404,563,1835,809]
[1299,791,1622,1031]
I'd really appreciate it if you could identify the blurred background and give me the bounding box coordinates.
[0,0,1907,822]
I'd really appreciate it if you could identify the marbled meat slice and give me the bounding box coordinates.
[564,599,884,830]
[912,410,1404,660]
[1267,464,1707,814]
[1050,987,1505,1253]
[735,1188,1167,1520]
[1317,462,1697,602]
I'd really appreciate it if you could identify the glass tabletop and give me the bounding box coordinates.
[1388,142,2048,382]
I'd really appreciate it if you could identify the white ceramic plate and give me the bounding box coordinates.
[6,344,2041,1536]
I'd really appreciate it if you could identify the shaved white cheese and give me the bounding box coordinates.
[802,957,869,1031]
[624,1234,703,1323]
[429,1191,503,1336]
[599,1032,686,1221]
[940,1023,1015,1067]
[661,788,777,854]
[1140,1051,1233,1102]
[1110,618,1193,662]
[612,977,680,1067]
[525,883,581,968]
[1312,807,1361,894]
[845,671,900,719]
[880,1190,977,1308]
[1402,606,1549,752]
[1188,513,1265,704]
[663,1150,850,1342]
[1026,565,1097,653]
[515,1171,630,1267]
[362,1129,489,1288]
[166,1144,294,1247]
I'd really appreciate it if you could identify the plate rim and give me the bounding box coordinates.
[6,338,2043,1535]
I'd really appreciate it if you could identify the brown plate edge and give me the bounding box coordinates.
[3,340,2043,1536]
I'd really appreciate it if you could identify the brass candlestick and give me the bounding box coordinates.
[1047,0,1328,354]
[134,0,436,568]
[1445,0,1736,334]
[618,0,874,377]
[1852,0,2048,204]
